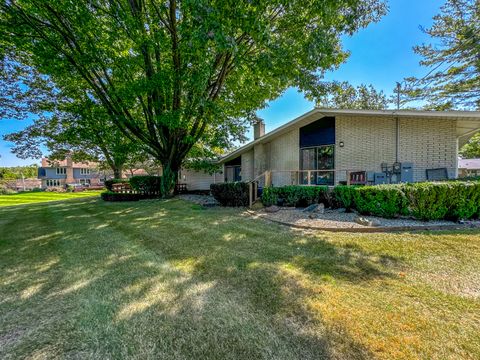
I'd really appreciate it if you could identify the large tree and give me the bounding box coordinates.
[0,0,386,194]
[403,0,479,110]
[316,82,389,109]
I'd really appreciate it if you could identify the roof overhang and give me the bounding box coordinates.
[218,108,480,163]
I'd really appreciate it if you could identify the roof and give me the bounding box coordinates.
[220,108,480,163]
[458,158,480,170]
[41,157,98,168]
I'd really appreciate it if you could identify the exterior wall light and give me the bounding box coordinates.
[339,141,344,148]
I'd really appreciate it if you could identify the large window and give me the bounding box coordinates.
[46,179,61,187]
[300,145,334,185]
[56,167,66,175]
[80,168,90,175]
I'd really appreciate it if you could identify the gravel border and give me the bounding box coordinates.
[247,208,480,233]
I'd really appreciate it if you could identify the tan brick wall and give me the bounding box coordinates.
[269,128,300,186]
[335,116,397,183]
[398,117,457,181]
[241,150,254,181]
[335,115,458,183]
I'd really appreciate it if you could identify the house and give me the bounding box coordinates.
[38,157,104,189]
[180,108,480,190]
[458,158,480,178]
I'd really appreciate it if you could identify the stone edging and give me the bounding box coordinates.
[246,210,480,233]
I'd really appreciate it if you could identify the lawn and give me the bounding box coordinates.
[0,190,103,207]
[0,198,479,359]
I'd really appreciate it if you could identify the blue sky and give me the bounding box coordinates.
[0,0,444,167]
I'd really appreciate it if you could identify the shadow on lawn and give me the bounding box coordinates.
[0,198,415,359]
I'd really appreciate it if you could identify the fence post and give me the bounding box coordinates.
[249,182,253,207]
[307,170,311,186]
[266,171,272,187]
[346,170,351,186]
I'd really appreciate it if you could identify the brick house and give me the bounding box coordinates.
[38,157,104,189]
[179,108,480,190]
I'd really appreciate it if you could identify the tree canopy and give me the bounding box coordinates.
[403,0,479,110]
[316,82,389,109]
[0,0,386,194]
[460,132,480,159]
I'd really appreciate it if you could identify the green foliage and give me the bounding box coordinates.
[210,183,249,207]
[0,165,38,180]
[403,181,480,221]
[129,176,162,195]
[261,186,329,207]
[460,132,480,158]
[333,185,358,212]
[353,185,408,218]
[317,82,389,109]
[100,191,142,202]
[261,187,278,207]
[404,0,480,109]
[0,186,16,195]
[104,179,129,192]
[0,0,386,195]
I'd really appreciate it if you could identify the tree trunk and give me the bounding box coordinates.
[160,162,180,197]
[113,166,123,179]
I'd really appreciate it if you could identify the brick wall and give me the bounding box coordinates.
[335,115,458,183]
[241,149,254,181]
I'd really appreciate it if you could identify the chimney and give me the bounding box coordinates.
[65,155,74,183]
[253,119,265,140]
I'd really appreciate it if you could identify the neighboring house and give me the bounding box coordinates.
[458,158,480,177]
[38,157,104,189]
[182,108,480,190]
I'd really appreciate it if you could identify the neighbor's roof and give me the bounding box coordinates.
[220,108,480,163]
[458,158,480,170]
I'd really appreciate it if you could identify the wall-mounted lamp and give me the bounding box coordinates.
[339,141,344,148]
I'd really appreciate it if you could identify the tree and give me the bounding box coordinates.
[1,58,143,179]
[317,82,389,109]
[403,0,480,110]
[0,0,386,195]
[460,132,480,159]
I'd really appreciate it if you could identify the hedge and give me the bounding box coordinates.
[129,175,162,195]
[210,182,249,207]
[101,191,144,202]
[104,178,129,191]
[333,180,480,221]
[261,185,329,207]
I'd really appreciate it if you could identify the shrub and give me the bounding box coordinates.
[261,185,329,207]
[101,191,144,202]
[104,178,129,191]
[129,175,162,195]
[210,182,249,207]
[353,185,408,218]
[402,181,480,221]
[333,185,357,212]
[0,186,16,195]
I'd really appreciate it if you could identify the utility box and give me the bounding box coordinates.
[400,162,414,183]
[366,171,376,184]
[374,173,387,185]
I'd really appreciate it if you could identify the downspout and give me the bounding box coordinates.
[395,116,400,162]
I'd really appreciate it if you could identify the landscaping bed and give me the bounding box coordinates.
[250,206,480,232]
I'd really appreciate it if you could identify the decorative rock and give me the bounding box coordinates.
[317,203,325,214]
[303,204,318,213]
[355,216,380,227]
[265,205,280,213]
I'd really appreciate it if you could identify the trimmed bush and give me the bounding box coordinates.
[353,185,408,218]
[129,175,162,195]
[333,185,357,212]
[101,191,143,202]
[261,185,329,207]
[402,181,480,221]
[104,178,129,191]
[210,182,249,207]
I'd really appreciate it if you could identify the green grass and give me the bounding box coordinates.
[0,198,479,359]
[0,190,103,207]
